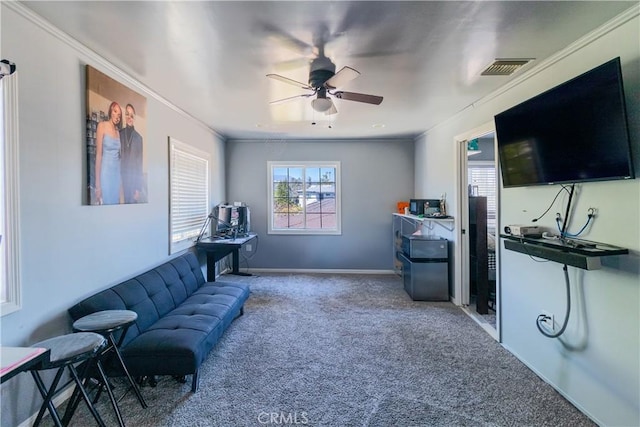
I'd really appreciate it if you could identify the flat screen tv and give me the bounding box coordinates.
[495,57,634,188]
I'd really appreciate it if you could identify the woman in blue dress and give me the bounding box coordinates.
[95,101,122,204]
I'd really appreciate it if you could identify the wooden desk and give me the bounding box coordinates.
[196,233,256,281]
[1,346,50,384]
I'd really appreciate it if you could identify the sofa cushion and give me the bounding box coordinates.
[121,322,223,376]
[194,282,250,327]
[134,270,177,318]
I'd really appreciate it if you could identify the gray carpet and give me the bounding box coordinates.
[66,273,594,426]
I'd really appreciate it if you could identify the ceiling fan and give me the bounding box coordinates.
[266,45,383,115]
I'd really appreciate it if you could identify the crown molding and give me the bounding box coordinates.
[4,0,224,140]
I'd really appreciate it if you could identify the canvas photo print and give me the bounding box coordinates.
[86,65,148,205]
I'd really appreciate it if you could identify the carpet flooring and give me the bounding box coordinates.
[65,273,595,426]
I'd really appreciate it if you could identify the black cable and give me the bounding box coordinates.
[531,185,572,223]
[559,184,575,238]
[518,236,551,263]
[536,264,571,338]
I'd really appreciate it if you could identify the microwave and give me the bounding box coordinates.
[409,199,440,216]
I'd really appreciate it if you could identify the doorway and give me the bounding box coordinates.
[455,123,500,341]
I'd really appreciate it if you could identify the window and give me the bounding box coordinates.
[268,161,341,235]
[469,162,497,232]
[1,72,21,316]
[169,137,210,254]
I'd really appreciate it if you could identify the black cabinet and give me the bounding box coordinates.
[469,196,489,314]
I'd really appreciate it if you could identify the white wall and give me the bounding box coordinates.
[1,5,226,426]
[415,9,640,426]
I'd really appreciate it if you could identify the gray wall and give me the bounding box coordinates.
[415,10,639,426]
[2,1,638,426]
[1,5,226,426]
[225,139,414,271]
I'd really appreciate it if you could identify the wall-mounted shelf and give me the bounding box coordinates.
[392,213,455,232]
[501,234,628,270]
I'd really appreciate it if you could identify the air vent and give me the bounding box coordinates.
[481,59,533,76]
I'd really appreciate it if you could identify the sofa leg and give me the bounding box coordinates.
[240,306,244,316]
[138,375,157,388]
[191,371,199,393]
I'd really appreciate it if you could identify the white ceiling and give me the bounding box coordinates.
[20,1,636,140]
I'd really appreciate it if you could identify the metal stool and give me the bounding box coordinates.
[73,310,147,417]
[29,332,109,427]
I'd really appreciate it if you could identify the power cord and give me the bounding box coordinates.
[516,235,551,263]
[536,264,571,338]
[531,185,572,223]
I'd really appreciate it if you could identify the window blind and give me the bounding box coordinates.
[469,165,497,232]
[169,138,209,253]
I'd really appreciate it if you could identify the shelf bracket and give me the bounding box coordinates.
[427,219,455,232]
[395,213,455,232]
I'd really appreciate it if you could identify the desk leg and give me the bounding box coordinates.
[229,248,252,276]
[231,248,240,273]
[206,253,216,282]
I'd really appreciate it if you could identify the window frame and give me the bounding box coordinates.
[169,137,210,254]
[267,161,341,235]
[1,73,21,316]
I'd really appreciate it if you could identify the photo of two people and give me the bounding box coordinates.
[86,65,148,205]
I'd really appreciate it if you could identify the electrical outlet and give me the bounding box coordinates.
[540,310,555,332]
[245,244,252,252]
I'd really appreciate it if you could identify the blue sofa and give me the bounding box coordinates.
[68,252,250,392]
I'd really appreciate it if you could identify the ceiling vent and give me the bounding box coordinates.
[481,59,534,76]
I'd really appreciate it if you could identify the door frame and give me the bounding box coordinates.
[454,121,500,340]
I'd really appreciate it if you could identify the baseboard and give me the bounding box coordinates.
[243,268,396,275]
[500,343,601,426]
[18,383,75,427]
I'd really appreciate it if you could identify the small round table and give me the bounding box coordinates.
[29,332,108,427]
[73,309,148,424]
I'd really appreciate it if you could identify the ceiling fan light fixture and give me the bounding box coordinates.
[311,97,333,112]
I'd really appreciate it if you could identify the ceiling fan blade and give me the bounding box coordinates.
[333,91,383,105]
[266,74,313,90]
[259,22,313,56]
[349,49,410,59]
[269,93,314,105]
[274,58,312,72]
[324,66,360,89]
[325,99,338,116]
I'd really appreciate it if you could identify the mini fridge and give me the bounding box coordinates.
[399,235,449,301]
